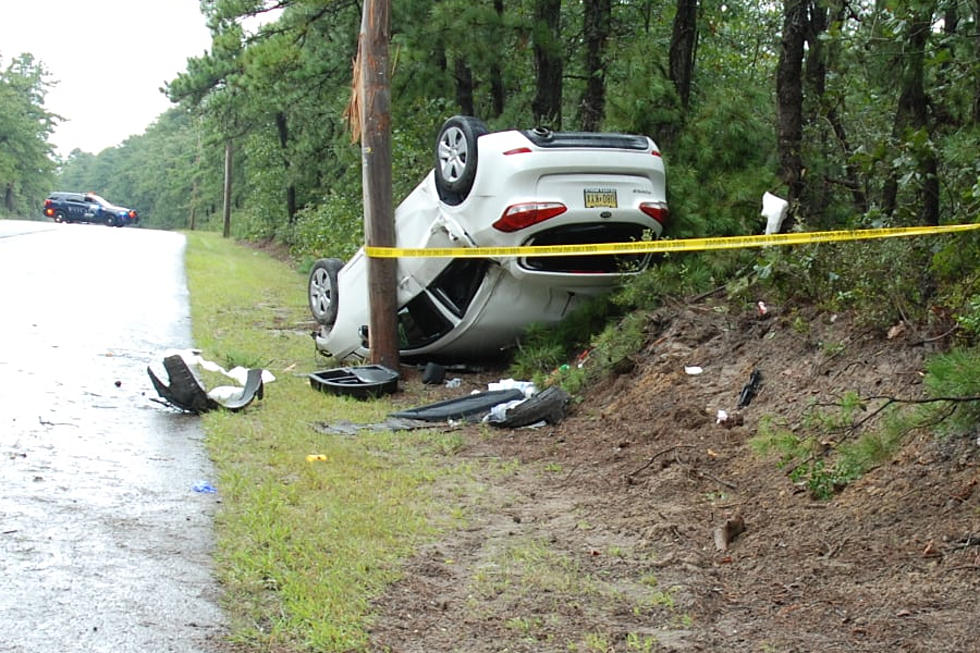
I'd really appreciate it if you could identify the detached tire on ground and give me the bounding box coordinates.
[434,115,489,205]
[309,258,344,326]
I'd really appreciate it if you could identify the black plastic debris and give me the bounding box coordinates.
[148,355,265,414]
[736,369,763,408]
[489,386,571,428]
[309,365,399,399]
[390,389,526,422]
[312,417,435,436]
[421,362,446,385]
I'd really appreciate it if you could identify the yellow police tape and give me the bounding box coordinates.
[365,222,980,259]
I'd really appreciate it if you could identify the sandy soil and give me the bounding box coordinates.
[368,298,980,652]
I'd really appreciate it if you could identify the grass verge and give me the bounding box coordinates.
[184,232,467,650]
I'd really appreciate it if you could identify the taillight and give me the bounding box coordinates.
[129,210,136,218]
[44,199,52,207]
[504,147,532,156]
[493,202,567,232]
[652,150,662,158]
[639,201,669,225]
[45,208,54,216]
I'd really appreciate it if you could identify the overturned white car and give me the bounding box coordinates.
[309,116,668,362]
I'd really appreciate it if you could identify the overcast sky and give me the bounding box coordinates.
[0,0,213,157]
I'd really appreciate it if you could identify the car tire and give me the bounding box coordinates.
[434,115,488,206]
[105,215,116,227]
[309,258,344,326]
[53,211,65,223]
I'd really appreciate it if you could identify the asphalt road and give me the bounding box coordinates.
[0,220,224,652]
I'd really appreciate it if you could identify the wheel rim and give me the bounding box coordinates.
[310,268,333,319]
[437,126,468,183]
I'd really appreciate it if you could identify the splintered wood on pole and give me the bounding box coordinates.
[359,0,399,369]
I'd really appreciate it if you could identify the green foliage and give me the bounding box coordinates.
[750,342,980,501]
[738,236,951,331]
[615,251,748,311]
[0,53,57,215]
[509,294,620,383]
[288,190,365,263]
[750,370,980,500]
[512,306,650,396]
[955,296,980,340]
[923,348,980,437]
[750,393,897,500]
[585,311,649,374]
[665,83,781,238]
[604,40,681,139]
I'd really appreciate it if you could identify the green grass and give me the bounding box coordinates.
[184,232,469,650]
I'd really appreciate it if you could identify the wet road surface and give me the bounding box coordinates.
[0,221,224,652]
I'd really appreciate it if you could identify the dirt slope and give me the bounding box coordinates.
[369,299,979,652]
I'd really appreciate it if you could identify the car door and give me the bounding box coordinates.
[65,195,90,222]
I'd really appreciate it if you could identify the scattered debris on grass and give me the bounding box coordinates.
[147,353,266,413]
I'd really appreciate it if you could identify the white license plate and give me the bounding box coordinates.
[583,188,617,208]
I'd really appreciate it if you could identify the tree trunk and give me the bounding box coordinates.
[974,0,980,123]
[803,1,826,100]
[454,58,475,116]
[275,111,298,223]
[827,111,868,214]
[668,0,698,110]
[580,0,611,131]
[489,0,505,118]
[776,0,807,225]
[222,139,233,238]
[883,5,938,225]
[802,1,867,217]
[532,0,563,128]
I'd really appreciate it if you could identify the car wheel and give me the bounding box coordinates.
[54,211,65,223]
[105,215,116,227]
[434,115,488,206]
[309,258,344,326]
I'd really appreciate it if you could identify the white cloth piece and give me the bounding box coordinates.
[761,192,789,235]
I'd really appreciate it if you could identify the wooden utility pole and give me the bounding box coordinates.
[359,0,399,369]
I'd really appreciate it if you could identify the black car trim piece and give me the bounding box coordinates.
[520,129,650,151]
[390,389,527,422]
[309,365,399,399]
[148,355,264,413]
